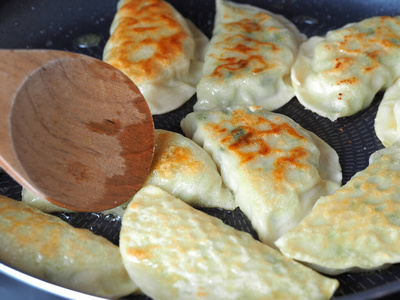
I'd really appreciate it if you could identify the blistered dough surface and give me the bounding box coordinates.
[195,0,304,111]
[277,142,400,275]
[0,196,137,298]
[144,129,236,210]
[103,0,208,114]
[292,16,400,120]
[181,106,341,246]
[120,185,338,300]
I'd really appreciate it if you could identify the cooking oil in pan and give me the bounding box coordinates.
[292,15,319,25]
[74,33,102,49]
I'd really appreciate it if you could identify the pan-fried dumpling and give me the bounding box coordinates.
[21,187,74,213]
[276,142,400,275]
[375,77,400,147]
[120,185,339,300]
[21,129,235,212]
[292,16,400,121]
[181,106,342,247]
[144,129,236,210]
[21,187,129,216]
[0,196,138,298]
[21,129,236,213]
[194,0,305,111]
[103,0,208,115]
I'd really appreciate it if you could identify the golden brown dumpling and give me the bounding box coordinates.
[120,185,339,300]
[277,142,400,275]
[103,0,208,115]
[0,196,138,298]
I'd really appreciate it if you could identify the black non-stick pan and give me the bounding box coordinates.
[1,0,400,299]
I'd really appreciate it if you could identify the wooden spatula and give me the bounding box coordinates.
[0,49,154,212]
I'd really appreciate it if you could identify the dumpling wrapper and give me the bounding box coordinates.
[120,185,339,300]
[292,16,400,121]
[144,129,236,210]
[276,142,400,275]
[375,77,400,147]
[195,0,305,111]
[21,129,236,213]
[0,196,138,298]
[181,106,342,247]
[21,187,129,216]
[103,0,208,115]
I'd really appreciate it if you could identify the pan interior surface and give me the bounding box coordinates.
[1,0,400,299]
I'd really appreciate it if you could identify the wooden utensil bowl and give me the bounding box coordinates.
[1,50,155,212]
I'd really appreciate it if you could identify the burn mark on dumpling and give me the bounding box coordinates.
[151,132,203,177]
[211,55,274,77]
[104,0,190,84]
[330,57,355,73]
[227,127,273,164]
[273,147,308,183]
[226,18,263,32]
[205,109,307,166]
[336,76,359,86]
[210,34,280,78]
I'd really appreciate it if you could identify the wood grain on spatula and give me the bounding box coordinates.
[0,50,155,212]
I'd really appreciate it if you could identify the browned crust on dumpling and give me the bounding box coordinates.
[104,0,192,84]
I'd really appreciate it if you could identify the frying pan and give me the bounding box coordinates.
[1,0,400,299]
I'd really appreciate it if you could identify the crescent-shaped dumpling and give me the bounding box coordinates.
[0,196,138,298]
[194,0,305,111]
[292,16,400,121]
[181,106,342,247]
[103,0,208,115]
[21,129,235,213]
[144,129,236,210]
[276,142,400,275]
[120,185,339,300]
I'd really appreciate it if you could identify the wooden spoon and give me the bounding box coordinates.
[0,49,155,212]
